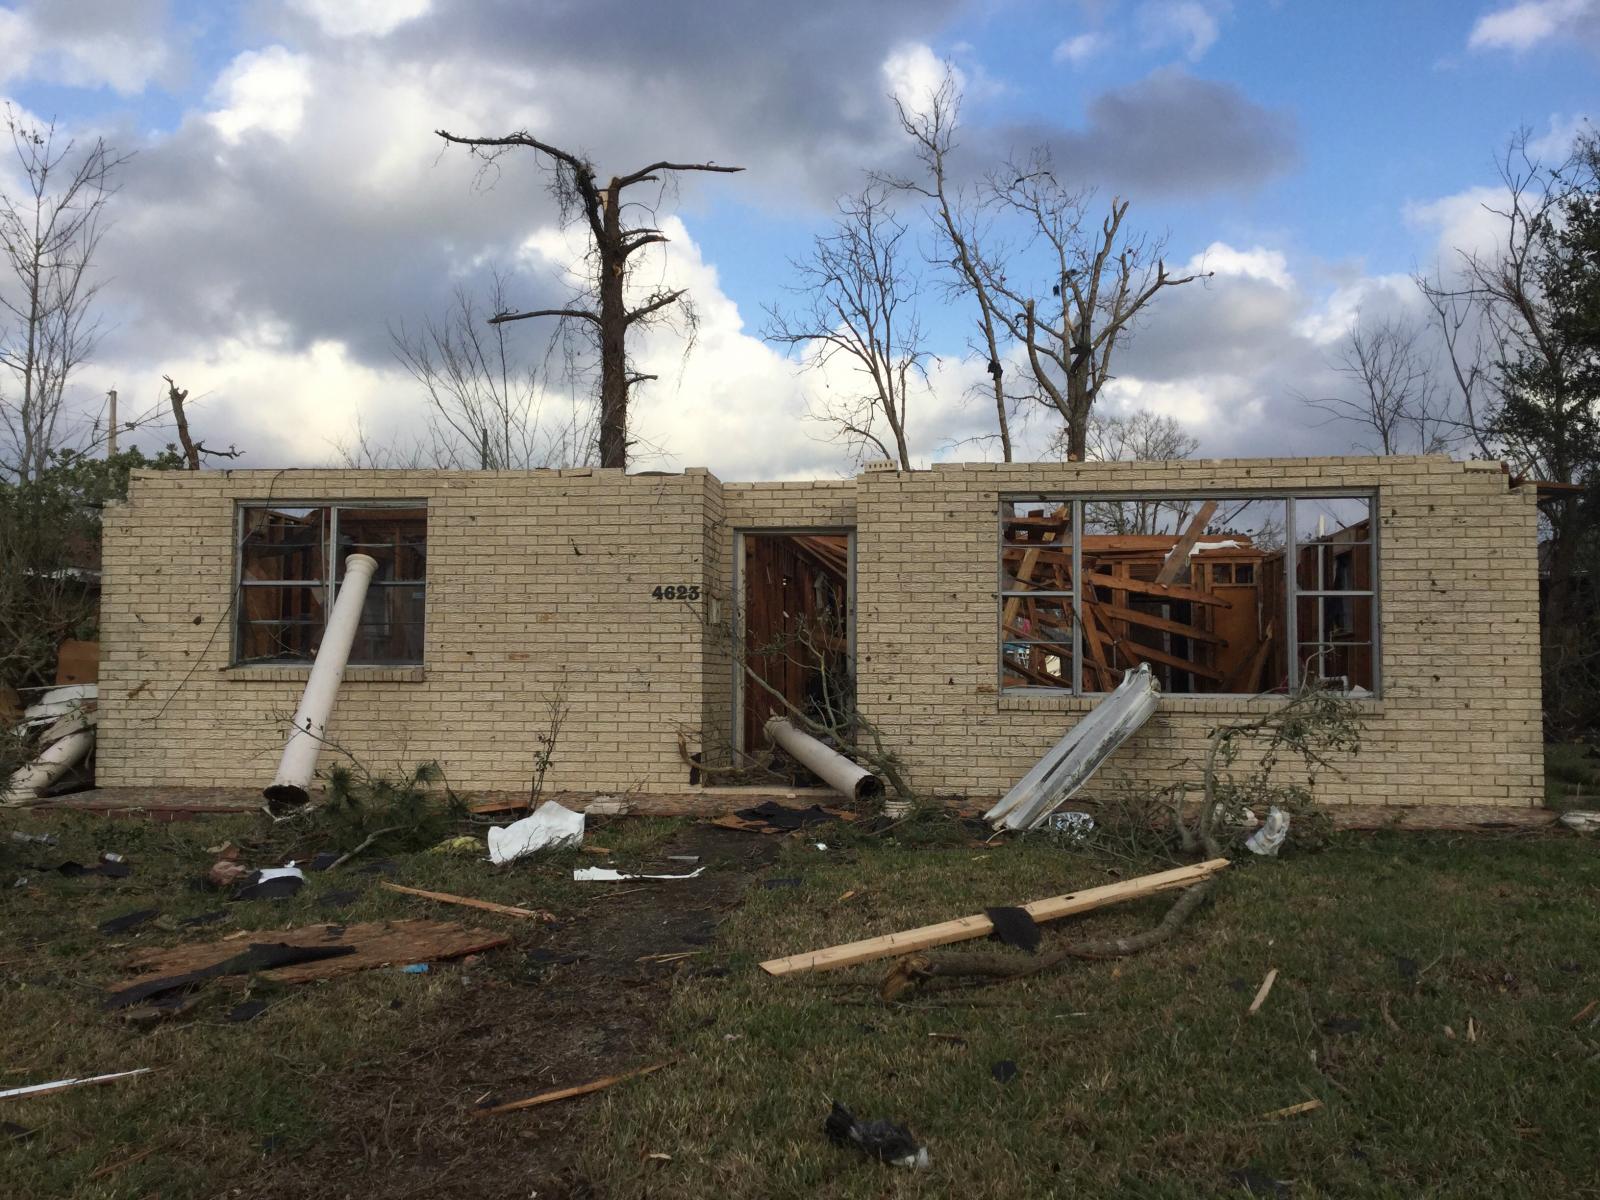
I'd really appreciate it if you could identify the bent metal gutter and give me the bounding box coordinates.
[986,663,1160,832]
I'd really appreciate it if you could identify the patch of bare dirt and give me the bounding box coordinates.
[229,824,777,1200]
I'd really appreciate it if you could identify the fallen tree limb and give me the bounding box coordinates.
[879,874,1223,1001]
[761,858,1228,977]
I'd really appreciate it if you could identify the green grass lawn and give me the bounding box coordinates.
[582,829,1600,1199]
[2,810,1597,1198]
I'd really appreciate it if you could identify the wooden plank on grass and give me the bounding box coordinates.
[759,858,1229,977]
[472,1062,670,1117]
[120,920,510,988]
[380,882,556,922]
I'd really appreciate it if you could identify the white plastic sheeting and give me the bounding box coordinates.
[1245,807,1291,855]
[986,664,1160,832]
[488,800,586,865]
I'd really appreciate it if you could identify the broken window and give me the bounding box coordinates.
[999,493,1377,696]
[236,503,427,666]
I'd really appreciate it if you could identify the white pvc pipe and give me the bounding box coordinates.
[3,722,96,803]
[763,716,884,801]
[264,553,378,809]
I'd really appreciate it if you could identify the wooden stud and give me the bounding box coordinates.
[380,882,556,922]
[1155,500,1220,585]
[759,859,1229,976]
[472,1062,670,1118]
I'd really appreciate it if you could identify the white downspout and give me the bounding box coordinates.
[264,553,378,810]
[763,716,884,802]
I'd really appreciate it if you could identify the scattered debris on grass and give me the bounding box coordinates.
[1248,968,1280,1016]
[225,1000,268,1023]
[990,1059,1018,1084]
[98,907,159,935]
[984,905,1042,953]
[575,866,705,882]
[824,1100,930,1169]
[428,835,485,856]
[230,864,305,901]
[1570,999,1599,1027]
[111,919,509,1005]
[473,1062,672,1118]
[711,801,855,836]
[761,858,1228,979]
[0,1068,153,1101]
[1559,810,1600,834]
[1245,807,1291,856]
[488,799,585,864]
[379,880,555,921]
[1260,1098,1323,1120]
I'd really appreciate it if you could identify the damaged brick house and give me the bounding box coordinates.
[96,454,1544,810]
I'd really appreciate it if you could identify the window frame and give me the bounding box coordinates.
[997,489,1380,699]
[233,499,429,668]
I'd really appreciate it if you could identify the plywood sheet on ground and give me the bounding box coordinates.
[121,920,509,987]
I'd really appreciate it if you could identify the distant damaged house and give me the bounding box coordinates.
[95,455,1543,810]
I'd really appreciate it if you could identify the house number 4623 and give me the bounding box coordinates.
[651,585,701,600]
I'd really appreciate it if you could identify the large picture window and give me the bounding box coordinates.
[235,503,427,666]
[1000,493,1376,696]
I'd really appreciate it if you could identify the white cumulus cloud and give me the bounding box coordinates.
[206,47,314,144]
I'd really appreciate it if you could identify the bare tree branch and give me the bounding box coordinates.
[765,186,928,471]
[436,128,742,467]
[0,106,130,482]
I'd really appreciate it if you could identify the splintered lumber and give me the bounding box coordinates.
[1248,967,1279,1015]
[1085,571,1229,607]
[380,881,555,922]
[120,920,509,989]
[1107,638,1226,683]
[1088,600,1226,645]
[472,1062,670,1117]
[1155,500,1220,585]
[1001,547,1043,630]
[759,858,1229,977]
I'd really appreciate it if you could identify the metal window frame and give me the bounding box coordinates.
[233,499,429,667]
[997,488,1380,700]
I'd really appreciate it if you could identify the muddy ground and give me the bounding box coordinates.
[224,823,778,1200]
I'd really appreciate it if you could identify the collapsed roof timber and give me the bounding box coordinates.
[77,454,1542,813]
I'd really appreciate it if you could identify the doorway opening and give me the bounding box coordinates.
[737,531,853,758]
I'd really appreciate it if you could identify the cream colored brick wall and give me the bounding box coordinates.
[100,456,1544,807]
[853,456,1544,808]
[100,468,717,794]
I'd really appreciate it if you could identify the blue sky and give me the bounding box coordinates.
[0,0,1594,478]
